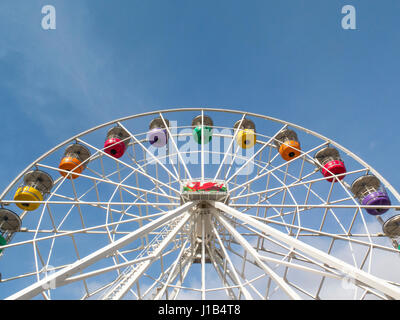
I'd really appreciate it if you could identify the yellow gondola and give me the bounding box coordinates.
[234,118,256,149]
[14,170,53,211]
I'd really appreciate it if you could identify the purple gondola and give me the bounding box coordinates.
[148,118,169,148]
[351,175,391,215]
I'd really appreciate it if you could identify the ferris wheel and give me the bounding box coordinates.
[1,108,400,300]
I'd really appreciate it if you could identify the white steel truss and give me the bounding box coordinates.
[1,108,400,300]
[211,201,400,300]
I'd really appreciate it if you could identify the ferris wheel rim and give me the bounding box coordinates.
[1,107,399,203]
[1,107,400,300]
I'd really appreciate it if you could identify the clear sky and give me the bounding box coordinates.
[1,0,400,299]
[1,0,400,193]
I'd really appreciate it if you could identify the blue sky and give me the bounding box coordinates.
[1,0,400,193]
[1,0,400,299]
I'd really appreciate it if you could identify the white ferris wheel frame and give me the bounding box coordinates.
[1,107,400,300]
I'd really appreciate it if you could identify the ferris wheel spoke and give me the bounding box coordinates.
[109,216,188,275]
[110,212,197,300]
[334,174,376,247]
[0,211,170,254]
[239,192,363,220]
[208,242,267,300]
[5,202,195,300]
[230,167,367,202]
[139,252,184,300]
[69,233,91,297]
[101,211,192,300]
[209,215,254,299]
[228,215,392,299]
[233,184,294,237]
[151,216,200,299]
[250,160,318,202]
[21,199,180,209]
[78,139,179,198]
[158,113,193,181]
[70,167,178,214]
[65,246,180,291]
[229,142,328,194]
[252,163,319,205]
[42,193,170,222]
[254,149,281,179]
[54,164,146,211]
[125,152,171,200]
[224,233,343,282]
[116,122,181,183]
[248,169,332,219]
[152,239,193,300]
[36,162,178,202]
[0,263,67,284]
[201,110,205,182]
[304,172,377,263]
[248,214,396,253]
[226,124,288,184]
[234,234,387,299]
[2,108,400,300]
[168,253,196,300]
[301,184,362,247]
[213,113,247,182]
[206,247,239,299]
[110,163,127,228]
[80,281,115,300]
[102,159,153,243]
[33,242,46,278]
[257,254,342,280]
[129,157,168,213]
[223,145,242,182]
[231,199,364,222]
[212,201,400,299]
[68,178,87,229]
[222,212,355,271]
[263,169,301,235]
[214,211,302,300]
[77,138,181,197]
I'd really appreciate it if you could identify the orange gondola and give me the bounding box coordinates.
[59,144,91,179]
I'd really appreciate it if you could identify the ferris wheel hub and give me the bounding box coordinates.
[180,180,229,204]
